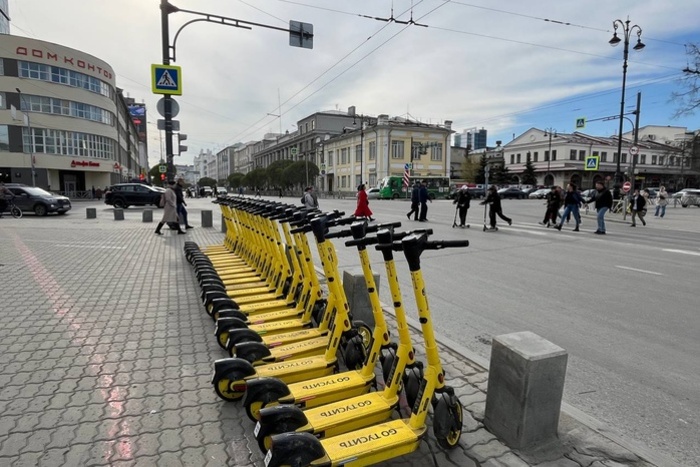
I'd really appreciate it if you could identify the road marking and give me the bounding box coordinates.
[55,244,127,249]
[504,226,548,236]
[662,249,700,257]
[614,265,663,276]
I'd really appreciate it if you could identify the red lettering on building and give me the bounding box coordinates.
[70,160,101,168]
[47,52,58,61]
[87,63,95,71]
[15,44,113,81]
[64,56,74,66]
[77,60,85,69]
[32,49,43,58]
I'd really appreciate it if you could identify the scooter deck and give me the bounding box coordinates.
[239,299,296,313]
[229,291,284,304]
[255,336,330,364]
[257,327,326,346]
[225,285,275,297]
[280,371,373,409]
[243,307,306,323]
[254,356,336,385]
[320,420,425,466]
[221,281,270,290]
[217,275,265,284]
[295,392,398,439]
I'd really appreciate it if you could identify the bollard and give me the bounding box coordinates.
[86,208,97,219]
[113,209,124,221]
[142,209,153,223]
[221,214,227,233]
[201,210,213,228]
[342,268,380,329]
[484,331,568,449]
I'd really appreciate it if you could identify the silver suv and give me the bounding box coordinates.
[680,189,700,208]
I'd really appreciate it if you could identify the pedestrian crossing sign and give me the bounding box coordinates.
[151,64,182,95]
[584,155,599,171]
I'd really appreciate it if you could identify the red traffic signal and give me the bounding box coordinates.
[160,174,166,181]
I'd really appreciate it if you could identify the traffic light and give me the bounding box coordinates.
[177,133,187,154]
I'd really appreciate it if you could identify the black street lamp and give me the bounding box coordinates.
[544,128,557,185]
[609,17,645,198]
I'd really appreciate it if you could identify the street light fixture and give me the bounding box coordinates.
[543,128,557,185]
[15,88,36,187]
[609,17,645,198]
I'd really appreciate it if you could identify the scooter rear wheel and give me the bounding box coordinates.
[433,393,463,449]
[246,397,279,422]
[213,372,246,401]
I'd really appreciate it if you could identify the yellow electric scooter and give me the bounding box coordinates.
[251,227,429,451]
[264,232,469,467]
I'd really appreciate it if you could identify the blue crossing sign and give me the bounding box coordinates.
[584,155,599,171]
[151,64,182,95]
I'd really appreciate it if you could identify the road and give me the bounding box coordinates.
[304,194,700,466]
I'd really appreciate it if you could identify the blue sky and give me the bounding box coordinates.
[10,0,700,166]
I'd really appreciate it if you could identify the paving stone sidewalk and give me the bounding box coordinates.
[0,205,672,466]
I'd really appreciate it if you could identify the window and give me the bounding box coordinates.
[0,59,4,76]
[368,141,376,160]
[640,154,646,164]
[621,154,627,164]
[651,155,657,165]
[355,175,361,187]
[551,150,557,161]
[429,143,442,161]
[578,150,586,161]
[544,150,549,162]
[411,142,422,160]
[341,148,348,164]
[601,151,608,162]
[510,154,515,164]
[18,61,113,98]
[570,149,577,161]
[311,120,315,130]
[516,154,521,164]
[613,152,619,163]
[327,150,333,166]
[659,156,665,165]
[0,125,9,151]
[22,127,115,159]
[355,144,362,163]
[391,140,404,159]
[533,151,538,162]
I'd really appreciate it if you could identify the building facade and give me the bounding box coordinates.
[454,127,487,150]
[502,127,698,190]
[0,35,146,194]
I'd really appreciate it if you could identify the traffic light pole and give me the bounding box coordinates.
[161,0,176,183]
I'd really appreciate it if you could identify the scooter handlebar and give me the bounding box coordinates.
[425,239,470,249]
[289,225,312,234]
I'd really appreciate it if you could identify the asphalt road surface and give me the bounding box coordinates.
[300,194,700,466]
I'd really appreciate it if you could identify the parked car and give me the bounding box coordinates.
[680,189,700,207]
[581,188,597,203]
[6,183,72,216]
[104,183,163,209]
[671,188,693,200]
[366,187,381,200]
[217,187,228,195]
[497,187,527,199]
[528,188,550,199]
[202,186,213,197]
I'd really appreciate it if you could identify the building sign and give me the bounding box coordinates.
[128,103,147,143]
[71,160,100,168]
[15,46,113,80]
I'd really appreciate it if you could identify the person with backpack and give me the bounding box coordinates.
[155,180,185,235]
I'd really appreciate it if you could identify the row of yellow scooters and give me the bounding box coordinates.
[184,197,469,466]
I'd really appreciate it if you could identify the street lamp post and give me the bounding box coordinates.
[544,128,557,185]
[609,17,645,198]
[15,88,36,187]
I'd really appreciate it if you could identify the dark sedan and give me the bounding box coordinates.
[497,187,527,199]
[6,184,72,216]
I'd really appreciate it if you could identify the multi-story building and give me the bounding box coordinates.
[193,148,215,181]
[502,127,698,190]
[0,35,146,194]
[454,127,487,150]
[0,0,9,35]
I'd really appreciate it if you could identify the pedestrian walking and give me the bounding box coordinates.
[354,184,374,221]
[155,180,186,235]
[418,181,431,222]
[452,185,471,227]
[540,186,561,227]
[91,185,96,199]
[175,178,193,229]
[655,186,668,218]
[586,180,613,235]
[302,186,318,209]
[406,181,420,220]
[0,182,13,217]
[481,185,512,230]
[555,183,583,232]
[630,188,647,227]
[95,187,103,201]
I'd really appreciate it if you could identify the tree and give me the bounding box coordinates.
[266,159,295,188]
[475,155,488,184]
[490,164,511,185]
[198,177,217,188]
[460,157,480,182]
[227,172,245,188]
[242,168,267,189]
[148,165,166,186]
[521,158,538,185]
[672,43,700,117]
[282,160,319,189]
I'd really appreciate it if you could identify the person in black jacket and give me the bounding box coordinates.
[481,185,512,229]
[453,186,472,227]
[587,181,613,234]
[406,182,420,220]
[418,181,431,222]
[540,186,562,227]
[555,183,583,232]
[175,178,194,229]
[630,188,647,227]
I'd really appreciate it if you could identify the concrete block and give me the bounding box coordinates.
[342,268,380,328]
[86,208,97,219]
[113,209,124,221]
[201,210,213,228]
[142,210,153,223]
[484,331,568,450]
[221,214,227,233]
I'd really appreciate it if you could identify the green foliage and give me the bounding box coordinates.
[282,160,320,189]
[521,158,538,185]
[672,43,700,117]
[490,164,511,185]
[242,168,268,189]
[197,177,217,187]
[266,159,296,188]
[227,172,245,188]
[475,155,488,184]
[460,157,480,183]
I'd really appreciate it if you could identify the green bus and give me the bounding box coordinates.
[377,175,451,200]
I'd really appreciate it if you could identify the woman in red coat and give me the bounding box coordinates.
[354,184,374,221]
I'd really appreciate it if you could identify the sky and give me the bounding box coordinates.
[9,0,700,168]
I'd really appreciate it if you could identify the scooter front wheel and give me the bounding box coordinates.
[245,396,279,422]
[433,392,463,449]
[213,372,246,401]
